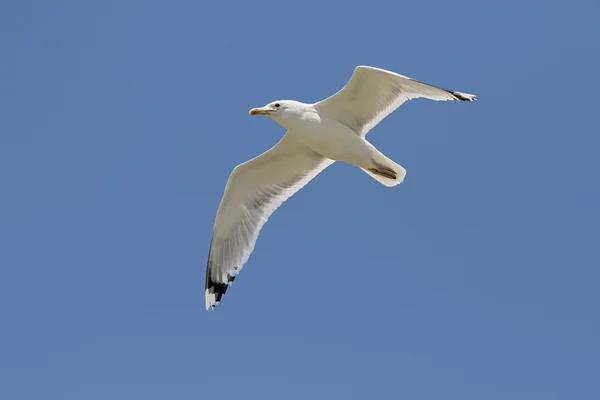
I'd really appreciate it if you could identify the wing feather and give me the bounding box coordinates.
[205,133,334,309]
[315,65,476,137]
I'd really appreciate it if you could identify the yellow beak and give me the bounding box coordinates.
[249,107,274,116]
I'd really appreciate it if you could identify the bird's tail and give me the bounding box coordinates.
[361,147,406,187]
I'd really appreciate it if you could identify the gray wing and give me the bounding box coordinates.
[205,133,334,309]
[314,65,476,137]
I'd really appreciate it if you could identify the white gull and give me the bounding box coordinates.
[205,65,476,309]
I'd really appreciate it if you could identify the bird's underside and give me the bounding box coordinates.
[204,65,476,310]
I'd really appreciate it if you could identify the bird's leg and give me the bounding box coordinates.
[367,165,397,180]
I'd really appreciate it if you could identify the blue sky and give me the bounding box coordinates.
[1,1,599,399]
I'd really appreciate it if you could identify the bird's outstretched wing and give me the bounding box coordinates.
[315,66,476,137]
[205,133,334,309]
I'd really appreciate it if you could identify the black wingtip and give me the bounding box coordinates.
[450,90,477,101]
[205,266,237,310]
[206,277,230,303]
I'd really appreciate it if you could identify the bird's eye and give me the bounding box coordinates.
[274,103,281,108]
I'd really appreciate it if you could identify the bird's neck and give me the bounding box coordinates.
[276,107,320,132]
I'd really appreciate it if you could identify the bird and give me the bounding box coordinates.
[204,65,476,310]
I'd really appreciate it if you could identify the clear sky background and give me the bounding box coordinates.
[1,1,599,399]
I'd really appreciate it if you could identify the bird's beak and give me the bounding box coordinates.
[249,107,275,116]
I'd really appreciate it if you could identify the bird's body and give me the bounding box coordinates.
[275,102,375,169]
[204,66,477,309]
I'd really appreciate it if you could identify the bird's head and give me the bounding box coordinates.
[249,100,301,120]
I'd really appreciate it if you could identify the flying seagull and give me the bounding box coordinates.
[205,65,476,310]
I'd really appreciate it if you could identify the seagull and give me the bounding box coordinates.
[205,65,476,310]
